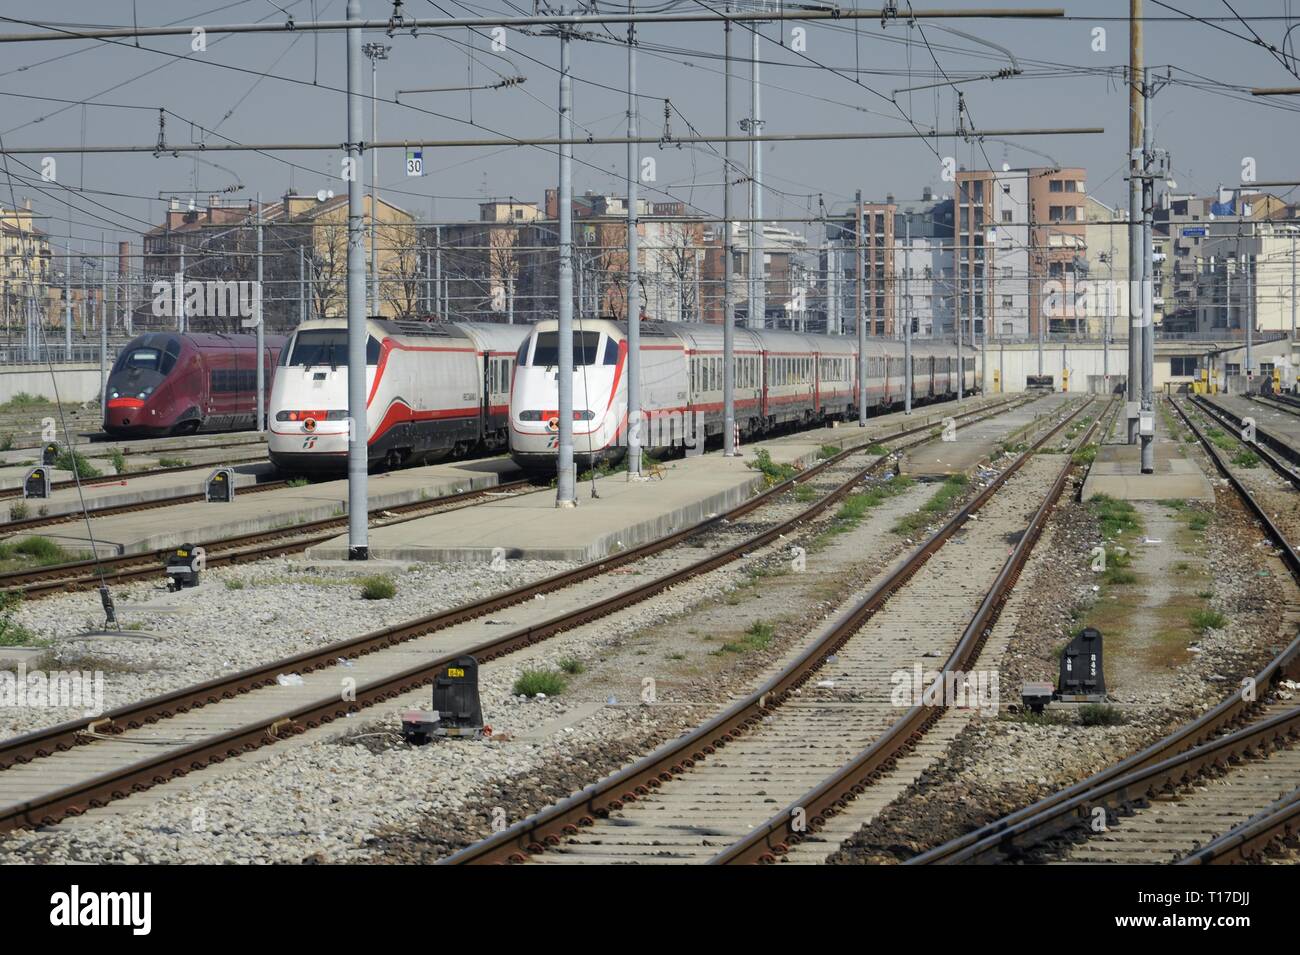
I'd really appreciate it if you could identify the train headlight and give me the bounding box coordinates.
[109,390,119,399]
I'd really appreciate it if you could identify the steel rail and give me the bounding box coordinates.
[0,398,1016,767]
[0,398,1027,830]
[921,703,1300,867]
[1191,394,1300,476]
[441,397,1096,864]
[1177,785,1300,865]
[708,400,1116,864]
[910,395,1300,865]
[1172,397,1300,579]
[0,478,534,597]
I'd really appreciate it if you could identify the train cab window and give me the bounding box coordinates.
[517,339,530,365]
[530,331,601,367]
[119,347,161,372]
[288,330,381,367]
[603,338,618,365]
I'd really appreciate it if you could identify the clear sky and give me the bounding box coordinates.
[4,0,1300,250]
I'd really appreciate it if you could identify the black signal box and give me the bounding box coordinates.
[1059,627,1106,701]
[430,655,484,737]
[42,443,59,466]
[165,542,203,590]
[206,468,235,502]
[23,466,50,499]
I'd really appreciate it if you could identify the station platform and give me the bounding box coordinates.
[307,396,1010,564]
[899,392,1076,478]
[17,457,519,557]
[1203,393,1300,460]
[1,462,276,524]
[1081,407,1214,503]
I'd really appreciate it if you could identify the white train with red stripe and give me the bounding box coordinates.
[268,318,529,473]
[509,318,976,472]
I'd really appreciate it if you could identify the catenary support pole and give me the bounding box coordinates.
[626,5,642,477]
[748,22,764,330]
[723,5,737,456]
[256,192,266,432]
[1140,76,1154,473]
[904,217,912,414]
[856,190,866,425]
[555,25,577,505]
[99,234,107,407]
[1127,0,1143,444]
[346,0,369,558]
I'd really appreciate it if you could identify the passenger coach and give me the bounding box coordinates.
[267,318,529,473]
[508,318,976,473]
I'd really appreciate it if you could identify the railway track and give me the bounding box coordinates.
[441,397,1107,865]
[0,477,535,598]
[907,395,1300,866]
[1,478,291,535]
[1248,391,1300,418]
[0,454,269,503]
[1195,395,1300,475]
[0,395,1038,834]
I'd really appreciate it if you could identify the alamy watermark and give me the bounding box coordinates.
[890,664,999,717]
[150,278,261,327]
[0,663,105,716]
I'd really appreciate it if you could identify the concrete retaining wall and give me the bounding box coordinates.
[0,364,102,404]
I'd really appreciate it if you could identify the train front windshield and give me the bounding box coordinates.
[525,331,616,367]
[284,330,381,366]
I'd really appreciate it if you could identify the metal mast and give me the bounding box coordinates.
[364,42,390,316]
[346,0,369,558]
[555,24,577,505]
[722,4,737,456]
[626,4,642,477]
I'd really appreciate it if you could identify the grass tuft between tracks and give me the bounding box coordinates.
[748,448,799,487]
[0,590,38,647]
[892,473,968,537]
[717,620,776,655]
[359,576,396,600]
[1089,494,1141,540]
[0,536,73,566]
[818,475,916,540]
[513,669,566,697]
[54,448,101,479]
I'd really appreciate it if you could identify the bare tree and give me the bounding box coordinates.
[380,220,423,319]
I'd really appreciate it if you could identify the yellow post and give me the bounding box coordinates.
[1062,368,1069,393]
[993,369,1001,393]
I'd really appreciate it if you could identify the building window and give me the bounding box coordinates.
[1050,180,1064,193]
[1170,356,1198,376]
[1001,210,1013,223]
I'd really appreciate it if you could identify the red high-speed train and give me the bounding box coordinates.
[103,332,286,437]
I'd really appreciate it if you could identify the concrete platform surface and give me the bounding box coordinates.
[25,457,519,557]
[308,396,1009,564]
[1,462,276,524]
[1081,426,1214,503]
[899,392,1077,478]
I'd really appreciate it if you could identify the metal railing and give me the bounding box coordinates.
[0,343,120,366]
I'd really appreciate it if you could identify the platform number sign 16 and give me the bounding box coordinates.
[406,149,424,177]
